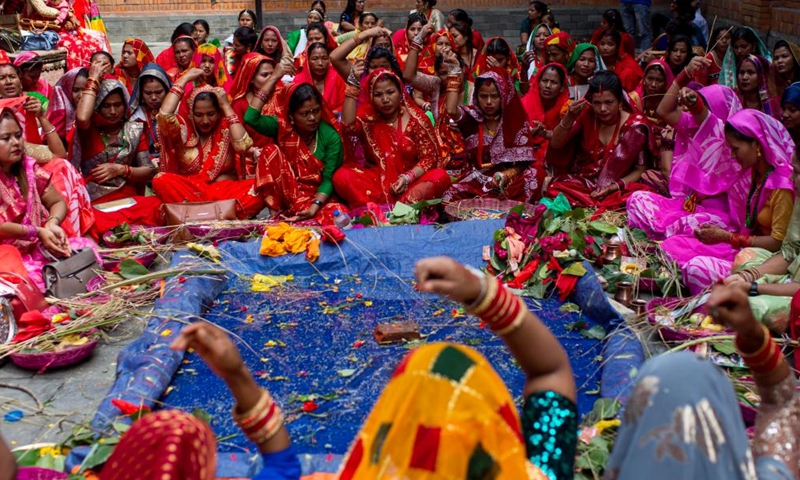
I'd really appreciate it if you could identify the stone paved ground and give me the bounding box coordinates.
[0,320,144,448]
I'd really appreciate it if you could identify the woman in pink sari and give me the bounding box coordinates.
[627,83,745,239]
[660,109,795,295]
[0,106,97,292]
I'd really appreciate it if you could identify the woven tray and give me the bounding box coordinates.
[10,329,99,373]
[444,199,536,221]
[646,297,731,342]
[16,467,68,480]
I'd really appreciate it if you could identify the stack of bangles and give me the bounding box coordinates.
[83,77,100,96]
[675,68,691,88]
[738,266,761,283]
[660,137,675,152]
[170,83,185,98]
[465,269,528,335]
[255,89,271,103]
[730,233,753,249]
[409,36,424,52]
[445,74,462,92]
[122,165,133,179]
[399,169,417,185]
[345,83,360,99]
[232,389,284,446]
[21,224,38,241]
[615,179,627,191]
[737,324,782,375]
[225,114,241,126]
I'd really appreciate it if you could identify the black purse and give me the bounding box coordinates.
[42,249,100,299]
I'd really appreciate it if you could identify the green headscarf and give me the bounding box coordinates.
[566,43,606,73]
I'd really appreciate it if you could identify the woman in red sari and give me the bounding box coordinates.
[547,71,652,209]
[152,68,262,218]
[114,38,155,96]
[74,68,163,235]
[293,42,346,114]
[596,29,643,93]
[245,65,344,223]
[229,53,279,179]
[160,36,198,83]
[393,12,427,67]
[443,66,542,204]
[521,63,570,167]
[333,67,450,208]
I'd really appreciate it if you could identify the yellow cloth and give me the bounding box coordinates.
[755,188,794,241]
[259,222,320,262]
[337,343,540,479]
[251,274,293,292]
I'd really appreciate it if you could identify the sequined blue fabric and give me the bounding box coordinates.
[521,390,578,480]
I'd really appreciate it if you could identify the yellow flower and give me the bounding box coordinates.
[259,237,287,257]
[593,419,621,433]
[159,329,171,337]
[621,262,643,275]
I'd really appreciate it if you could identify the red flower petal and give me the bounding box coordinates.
[302,400,318,412]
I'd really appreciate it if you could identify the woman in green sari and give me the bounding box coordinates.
[723,147,800,334]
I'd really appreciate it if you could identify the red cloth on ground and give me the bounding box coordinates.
[0,245,32,281]
[333,167,451,208]
[12,310,53,343]
[90,185,164,238]
[152,174,262,218]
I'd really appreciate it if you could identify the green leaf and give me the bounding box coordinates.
[567,320,588,331]
[489,254,507,272]
[509,204,526,215]
[79,442,115,472]
[13,448,41,467]
[589,220,619,235]
[584,398,621,424]
[192,408,213,425]
[408,198,442,210]
[337,368,356,378]
[562,262,587,277]
[580,324,607,340]
[711,340,737,356]
[493,229,506,242]
[575,454,594,470]
[118,258,149,279]
[559,303,581,313]
[111,422,130,434]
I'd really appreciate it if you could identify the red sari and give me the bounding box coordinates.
[293,48,345,114]
[609,53,643,93]
[253,82,345,224]
[419,28,456,75]
[230,52,279,173]
[443,69,543,204]
[521,62,571,165]
[546,110,653,208]
[590,28,635,58]
[113,38,155,95]
[333,69,451,209]
[152,85,263,218]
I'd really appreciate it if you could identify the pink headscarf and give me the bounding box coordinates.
[727,109,796,230]
[635,59,674,104]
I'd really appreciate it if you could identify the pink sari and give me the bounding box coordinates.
[0,156,98,290]
[627,85,745,238]
[657,109,795,294]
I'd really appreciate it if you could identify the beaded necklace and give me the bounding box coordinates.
[745,166,774,229]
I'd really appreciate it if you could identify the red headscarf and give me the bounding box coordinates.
[522,63,570,128]
[357,68,444,193]
[521,63,570,163]
[474,37,521,85]
[419,28,456,74]
[255,82,341,208]
[114,38,155,95]
[229,52,278,105]
[255,26,286,59]
[99,410,216,480]
[293,44,345,113]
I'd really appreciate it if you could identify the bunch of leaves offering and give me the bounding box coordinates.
[104,223,149,246]
[599,228,683,296]
[575,398,621,480]
[488,196,617,299]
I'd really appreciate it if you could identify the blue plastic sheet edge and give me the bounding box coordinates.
[69,220,645,476]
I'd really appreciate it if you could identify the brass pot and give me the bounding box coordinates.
[630,298,648,317]
[614,281,633,306]
[601,242,622,264]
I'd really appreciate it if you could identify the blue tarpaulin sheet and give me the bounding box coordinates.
[83,219,642,476]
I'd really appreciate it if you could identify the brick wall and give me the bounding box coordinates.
[704,0,800,46]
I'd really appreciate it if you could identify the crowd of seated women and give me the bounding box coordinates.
[3,1,800,334]
[2,1,800,478]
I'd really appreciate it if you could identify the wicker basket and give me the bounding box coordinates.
[444,199,537,221]
[646,297,731,341]
[15,467,68,480]
[10,329,99,372]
